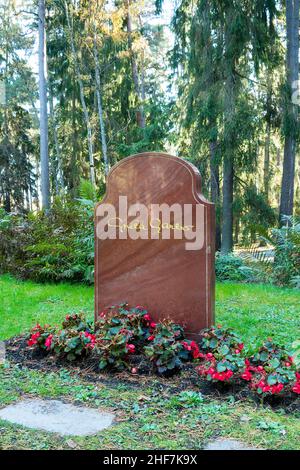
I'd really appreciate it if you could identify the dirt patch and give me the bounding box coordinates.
[5,335,300,414]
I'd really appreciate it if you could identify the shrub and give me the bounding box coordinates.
[241,340,299,396]
[0,193,94,283]
[265,216,300,287]
[195,326,245,383]
[215,253,258,282]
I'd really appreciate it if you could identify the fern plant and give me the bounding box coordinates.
[263,216,300,286]
[77,179,97,207]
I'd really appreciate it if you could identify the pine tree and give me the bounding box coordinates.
[279,0,300,222]
[172,0,279,252]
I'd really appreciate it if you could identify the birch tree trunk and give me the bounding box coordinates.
[46,33,63,193]
[65,1,96,186]
[279,0,300,222]
[38,0,50,209]
[93,30,109,176]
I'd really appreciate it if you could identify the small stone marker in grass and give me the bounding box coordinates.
[95,152,215,339]
[204,438,257,450]
[0,399,114,436]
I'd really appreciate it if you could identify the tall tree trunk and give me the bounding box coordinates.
[46,34,63,194]
[4,192,11,213]
[234,217,240,244]
[209,141,221,251]
[4,11,9,139]
[38,0,50,210]
[93,30,109,176]
[126,1,146,129]
[264,121,271,201]
[264,74,273,201]
[48,83,64,193]
[221,151,234,253]
[70,79,79,196]
[221,19,235,254]
[138,14,146,104]
[65,1,96,186]
[279,0,300,223]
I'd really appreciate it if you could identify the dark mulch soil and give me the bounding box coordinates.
[5,335,300,414]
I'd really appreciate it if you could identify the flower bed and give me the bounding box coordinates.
[25,304,300,401]
[241,340,298,397]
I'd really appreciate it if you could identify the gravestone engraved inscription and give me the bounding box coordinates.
[95,152,215,339]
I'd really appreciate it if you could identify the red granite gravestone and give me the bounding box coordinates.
[95,152,215,339]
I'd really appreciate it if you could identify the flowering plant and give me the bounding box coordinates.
[181,340,202,360]
[241,340,298,396]
[144,320,186,374]
[95,308,186,372]
[94,330,136,370]
[195,326,245,382]
[27,324,55,352]
[96,304,155,351]
[292,372,300,395]
[52,313,96,361]
[62,312,93,331]
[26,311,299,397]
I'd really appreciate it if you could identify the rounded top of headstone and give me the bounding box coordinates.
[100,152,213,207]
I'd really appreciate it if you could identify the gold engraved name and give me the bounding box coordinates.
[107,218,194,233]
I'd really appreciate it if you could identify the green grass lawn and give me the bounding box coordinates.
[1,274,300,346]
[0,274,300,450]
[1,365,299,450]
[0,274,94,340]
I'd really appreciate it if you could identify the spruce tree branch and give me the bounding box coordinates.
[234,69,270,90]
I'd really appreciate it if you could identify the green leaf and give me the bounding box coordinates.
[259,351,269,362]
[267,375,277,385]
[209,338,218,348]
[66,337,80,349]
[109,326,121,335]
[220,344,230,355]
[217,362,226,372]
[269,358,280,369]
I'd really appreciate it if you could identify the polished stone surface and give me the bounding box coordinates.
[0,399,114,436]
[95,152,215,339]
